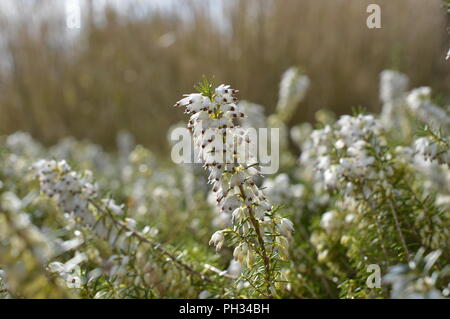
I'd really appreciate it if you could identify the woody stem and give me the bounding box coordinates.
[238,184,273,298]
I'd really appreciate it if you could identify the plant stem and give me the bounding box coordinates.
[387,199,410,258]
[238,184,273,298]
[89,200,213,283]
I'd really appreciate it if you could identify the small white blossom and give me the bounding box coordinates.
[278,218,294,237]
[209,231,225,251]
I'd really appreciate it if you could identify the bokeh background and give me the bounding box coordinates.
[0,0,448,152]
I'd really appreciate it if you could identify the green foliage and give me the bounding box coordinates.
[194,77,216,100]
[0,66,449,299]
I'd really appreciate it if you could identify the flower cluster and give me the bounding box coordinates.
[414,136,450,165]
[384,249,448,299]
[47,253,86,289]
[301,114,384,193]
[31,159,211,297]
[276,67,310,120]
[269,67,310,159]
[32,160,140,290]
[406,87,450,127]
[174,81,293,297]
[380,70,409,105]
[379,69,409,129]
[1,67,449,299]
[262,173,304,204]
[32,160,99,225]
[300,103,449,298]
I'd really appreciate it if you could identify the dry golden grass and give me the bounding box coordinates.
[0,0,448,151]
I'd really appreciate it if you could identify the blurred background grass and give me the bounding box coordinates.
[0,0,448,152]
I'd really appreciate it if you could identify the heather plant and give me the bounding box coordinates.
[302,113,448,297]
[173,80,294,298]
[0,137,222,298]
[384,248,448,299]
[0,191,72,298]
[30,159,222,298]
[0,68,448,299]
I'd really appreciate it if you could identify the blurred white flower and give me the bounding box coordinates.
[406,87,450,127]
[209,230,225,251]
[277,67,310,118]
[320,211,338,232]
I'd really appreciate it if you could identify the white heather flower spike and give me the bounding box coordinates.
[379,70,409,129]
[379,70,409,104]
[414,135,450,165]
[32,159,98,225]
[31,159,140,241]
[406,87,450,127]
[277,67,310,118]
[173,81,293,296]
[302,114,383,191]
